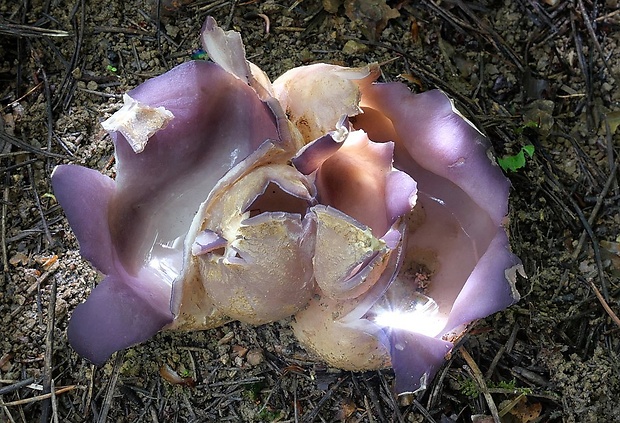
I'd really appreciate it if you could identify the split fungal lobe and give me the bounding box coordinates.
[101,94,174,153]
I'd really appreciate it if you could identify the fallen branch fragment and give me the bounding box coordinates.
[588,279,620,329]
[0,385,77,407]
[460,347,500,423]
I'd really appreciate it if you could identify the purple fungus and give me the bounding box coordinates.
[51,165,174,365]
[53,59,281,363]
[52,17,522,395]
[283,66,522,393]
[354,84,522,393]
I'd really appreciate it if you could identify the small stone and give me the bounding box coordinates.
[523,99,555,138]
[14,294,25,306]
[87,80,98,91]
[485,64,499,75]
[342,40,369,55]
[261,0,281,13]
[219,354,230,365]
[323,0,343,13]
[218,331,234,345]
[298,48,314,63]
[165,24,179,38]
[246,348,264,366]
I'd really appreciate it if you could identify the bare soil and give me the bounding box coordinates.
[1,0,619,422]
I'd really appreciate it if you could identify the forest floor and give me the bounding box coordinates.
[1,0,619,422]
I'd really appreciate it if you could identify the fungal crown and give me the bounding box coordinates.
[52,17,522,395]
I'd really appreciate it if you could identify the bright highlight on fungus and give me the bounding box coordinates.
[369,293,444,338]
[51,17,523,395]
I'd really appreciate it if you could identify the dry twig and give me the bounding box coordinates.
[97,351,125,423]
[587,279,620,329]
[460,347,500,423]
[40,275,58,423]
[0,385,77,407]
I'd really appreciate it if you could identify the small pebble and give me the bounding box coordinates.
[246,348,264,366]
[342,40,369,55]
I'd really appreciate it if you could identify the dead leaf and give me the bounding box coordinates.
[508,396,542,423]
[9,252,29,266]
[344,0,399,40]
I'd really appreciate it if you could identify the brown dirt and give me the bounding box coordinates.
[1,0,619,422]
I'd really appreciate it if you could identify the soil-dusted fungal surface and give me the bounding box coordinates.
[1,0,619,422]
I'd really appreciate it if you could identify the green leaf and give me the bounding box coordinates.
[522,144,535,157]
[498,144,535,172]
[498,151,525,172]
